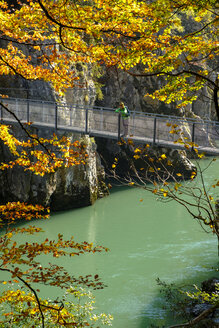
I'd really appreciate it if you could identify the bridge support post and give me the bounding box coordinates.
[27,99,30,122]
[0,104,3,121]
[85,108,88,134]
[153,117,157,145]
[192,122,195,150]
[55,103,58,130]
[118,113,121,140]
[206,123,209,147]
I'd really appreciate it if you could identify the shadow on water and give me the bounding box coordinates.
[108,184,131,194]
[139,264,219,328]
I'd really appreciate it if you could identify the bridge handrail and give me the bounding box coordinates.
[1,97,219,155]
[1,96,219,127]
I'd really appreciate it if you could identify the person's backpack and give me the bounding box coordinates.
[125,106,130,117]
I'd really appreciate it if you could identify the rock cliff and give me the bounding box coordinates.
[95,137,196,181]
[0,125,108,210]
[0,38,110,210]
[95,66,215,120]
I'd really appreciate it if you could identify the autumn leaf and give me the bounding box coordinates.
[133,154,140,159]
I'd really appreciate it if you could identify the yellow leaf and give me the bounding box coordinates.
[133,154,140,159]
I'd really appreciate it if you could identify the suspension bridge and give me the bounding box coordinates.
[1,97,219,155]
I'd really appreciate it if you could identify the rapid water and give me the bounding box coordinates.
[2,158,219,327]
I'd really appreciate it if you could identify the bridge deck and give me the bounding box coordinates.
[1,98,219,156]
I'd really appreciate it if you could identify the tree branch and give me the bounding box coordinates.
[167,304,218,328]
[184,18,218,39]
[125,69,218,90]
[0,267,45,328]
[37,0,142,40]
[0,101,54,159]
[0,55,27,80]
[37,0,86,31]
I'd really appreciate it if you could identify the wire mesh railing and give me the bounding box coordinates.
[0,97,219,154]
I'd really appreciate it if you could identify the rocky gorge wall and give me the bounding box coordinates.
[0,126,108,210]
[0,47,110,210]
[95,66,216,120]
[95,137,196,182]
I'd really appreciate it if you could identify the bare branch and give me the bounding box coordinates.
[167,304,218,328]
[125,69,218,90]
[0,101,54,159]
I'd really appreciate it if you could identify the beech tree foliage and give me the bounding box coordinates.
[0,0,218,114]
[0,201,113,326]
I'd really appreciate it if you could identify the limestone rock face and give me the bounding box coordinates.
[95,137,196,181]
[95,67,177,115]
[50,136,109,211]
[0,126,108,210]
[95,66,216,120]
[0,41,106,210]
[0,39,96,107]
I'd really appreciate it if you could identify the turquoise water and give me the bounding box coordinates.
[2,157,219,327]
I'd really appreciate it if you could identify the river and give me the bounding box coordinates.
[2,158,219,327]
[31,157,218,327]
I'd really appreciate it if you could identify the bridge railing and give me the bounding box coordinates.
[1,97,219,153]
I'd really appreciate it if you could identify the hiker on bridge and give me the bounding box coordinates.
[115,102,130,136]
